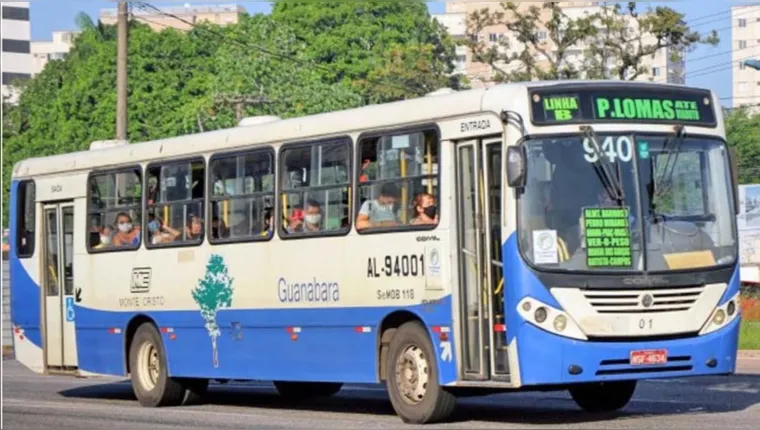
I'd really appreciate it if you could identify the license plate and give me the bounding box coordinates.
[630,349,667,365]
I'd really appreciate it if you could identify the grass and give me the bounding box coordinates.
[739,320,760,350]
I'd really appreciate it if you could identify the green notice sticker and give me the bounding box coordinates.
[638,141,650,159]
[583,206,633,268]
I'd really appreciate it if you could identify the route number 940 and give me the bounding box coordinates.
[583,136,633,163]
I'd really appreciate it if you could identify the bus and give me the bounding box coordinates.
[9,80,742,424]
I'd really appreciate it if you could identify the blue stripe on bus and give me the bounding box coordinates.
[8,180,43,348]
[74,297,456,384]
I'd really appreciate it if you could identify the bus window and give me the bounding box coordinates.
[15,180,36,258]
[356,129,439,232]
[209,148,275,242]
[279,138,351,237]
[145,158,205,247]
[88,168,142,251]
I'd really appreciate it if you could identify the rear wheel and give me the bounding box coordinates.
[569,380,637,413]
[385,321,456,424]
[273,381,343,400]
[129,323,185,407]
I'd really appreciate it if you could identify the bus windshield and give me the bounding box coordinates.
[518,133,737,273]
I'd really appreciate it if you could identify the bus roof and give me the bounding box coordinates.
[12,80,716,179]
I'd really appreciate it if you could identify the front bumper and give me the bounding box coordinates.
[516,316,740,386]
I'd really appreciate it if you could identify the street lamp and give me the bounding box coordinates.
[744,59,760,71]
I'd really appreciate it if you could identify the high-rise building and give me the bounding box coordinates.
[100,3,244,31]
[2,1,32,104]
[31,31,80,76]
[732,5,760,112]
[433,1,684,88]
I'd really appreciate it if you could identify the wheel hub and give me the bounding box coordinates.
[395,345,429,404]
[137,341,159,391]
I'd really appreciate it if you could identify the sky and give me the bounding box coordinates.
[27,1,745,107]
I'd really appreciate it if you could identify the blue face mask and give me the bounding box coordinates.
[148,220,160,233]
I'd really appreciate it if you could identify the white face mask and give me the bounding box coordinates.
[118,223,132,233]
[100,235,111,245]
[305,214,321,225]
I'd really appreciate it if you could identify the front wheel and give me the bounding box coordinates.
[569,380,637,413]
[385,321,456,424]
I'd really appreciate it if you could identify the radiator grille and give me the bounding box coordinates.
[583,287,705,314]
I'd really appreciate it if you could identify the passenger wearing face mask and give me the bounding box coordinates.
[356,182,400,230]
[147,214,181,245]
[289,200,323,233]
[112,212,141,246]
[410,193,438,225]
[94,225,114,249]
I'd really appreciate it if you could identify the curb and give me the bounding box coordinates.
[739,350,760,359]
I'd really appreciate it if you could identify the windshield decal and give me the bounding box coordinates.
[583,206,633,268]
[532,229,560,265]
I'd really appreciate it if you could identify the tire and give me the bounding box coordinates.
[569,380,637,413]
[129,323,185,407]
[273,381,343,400]
[180,378,209,405]
[385,321,457,424]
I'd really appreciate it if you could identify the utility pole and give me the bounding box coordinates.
[116,1,128,140]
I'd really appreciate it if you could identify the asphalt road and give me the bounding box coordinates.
[3,358,760,429]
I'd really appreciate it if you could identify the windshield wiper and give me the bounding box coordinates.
[579,125,625,201]
[654,125,686,198]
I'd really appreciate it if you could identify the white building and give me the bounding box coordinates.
[100,3,244,32]
[732,5,760,112]
[31,31,80,76]
[433,2,684,88]
[2,1,32,104]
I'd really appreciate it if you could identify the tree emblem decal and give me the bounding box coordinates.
[192,254,234,368]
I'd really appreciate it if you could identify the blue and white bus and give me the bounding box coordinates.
[9,81,741,424]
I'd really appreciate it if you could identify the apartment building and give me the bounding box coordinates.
[31,30,80,76]
[100,3,245,31]
[732,5,760,112]
[433,1,684,88]
[2,1,32,104]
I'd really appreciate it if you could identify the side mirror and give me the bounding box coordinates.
[728,146,740,215]
[507,145,527,188]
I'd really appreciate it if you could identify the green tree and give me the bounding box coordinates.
[463,2,597,82]
[584,2,719,81]
[192,254,234,368]
[2,15,362,224]
[725,108,760,185]
[270,0,461,101]
[463,2,719,83]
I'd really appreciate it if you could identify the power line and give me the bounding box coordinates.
[131,2,430,99]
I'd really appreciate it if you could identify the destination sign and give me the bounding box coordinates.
[529,86,716,127]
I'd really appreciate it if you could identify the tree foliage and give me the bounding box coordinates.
[192,254,234,368]
[725,108,760,185]
[2,15,363,225]
[270,0,462,101]
[463,1,719,82]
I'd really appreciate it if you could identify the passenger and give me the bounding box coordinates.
[356,182,400,230]
[211,216,229,239]
[410,192,438,225]
[260,207,274,237]
[286,207,304,234]
[185,215,203,241]
[112,212,140,246]
[148,215,181,245]
[289,200,322,233]
[94,225,114,249]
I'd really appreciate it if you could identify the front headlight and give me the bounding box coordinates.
[699,290,741,336]
[517,297,587,341]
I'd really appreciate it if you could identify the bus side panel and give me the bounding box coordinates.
[8,180,45,373]
[74,296,453,383]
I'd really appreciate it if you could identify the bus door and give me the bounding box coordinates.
[42,201,78,371]
[455,137,506,381]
